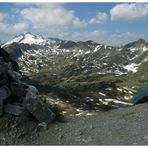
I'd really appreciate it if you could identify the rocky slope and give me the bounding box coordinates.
[35,102,148,145]
[1,102,148,145]
[2,32,148,112]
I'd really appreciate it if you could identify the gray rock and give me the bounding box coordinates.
[23,96,55,124]
[0,99,3,116]
[0,57,4,62]
[4,104,28,116]
[0,75,8,87]
[24,85,38,101]
[0,86,11,100]
[58,135,64,141]
[143,134,148,142]
[8,70,22,82]
[0,63,8,86]
[38,122,48,129]
[10,82,28,97]
[27,85,39,95]
[0,62,8,75]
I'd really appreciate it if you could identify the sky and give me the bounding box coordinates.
[0,2,148,46]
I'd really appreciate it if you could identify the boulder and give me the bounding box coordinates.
[23,89,55,123]
[0,47,10,63]
[0,62,8,75]
[0,62,8,86]
[0,57,4,62]
[8,59,20,73]
[4,104,28,116]
[0,99,3,116]
[0,74,8,87]
[10,82,28,97]
[0,86,11,116]
[0,86,11,100]
[27,85,39,96]
[8,70,22,82]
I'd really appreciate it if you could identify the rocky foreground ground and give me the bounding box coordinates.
[0,102,148,145]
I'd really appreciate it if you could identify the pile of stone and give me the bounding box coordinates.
[0,46,56,125]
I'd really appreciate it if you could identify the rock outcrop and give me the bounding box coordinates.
[0,46,56,124]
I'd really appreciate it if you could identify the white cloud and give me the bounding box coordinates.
[19,4,87,35]
[59,30,105,41]
[0,10,29,38]
[89,12,108,24]
[0,13,8,21]
[13,22,29,32]
[0,3,148,46]
[110,3,148,23]
[0,22,29,35]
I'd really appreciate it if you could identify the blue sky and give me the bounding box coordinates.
[0,2,148,45]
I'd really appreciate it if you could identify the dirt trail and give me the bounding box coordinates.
[1,103,148,145]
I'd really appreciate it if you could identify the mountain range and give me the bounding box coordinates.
[1,32,148,113]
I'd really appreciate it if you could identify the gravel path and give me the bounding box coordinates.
[33,103,148,145]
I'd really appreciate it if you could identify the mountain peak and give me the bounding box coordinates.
[23,32,41,39]
[85,40,97,44]
[25,32,33,35]
[2,32,46,47]
[136,38,145,44]
[124,38,146,48]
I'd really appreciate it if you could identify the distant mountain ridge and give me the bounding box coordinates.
[2,32,147,75]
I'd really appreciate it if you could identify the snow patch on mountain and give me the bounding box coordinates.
[104,99,133,105]
[99,92,106,96]
[85,50,91,55]
[129,55,138,61]
[143,46,148,52]
[123,63,141,73]
[130,48,137,52]
[93,45,102,52]
[19,33,46,45]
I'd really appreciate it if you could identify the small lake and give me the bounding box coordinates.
[132,87,148,105]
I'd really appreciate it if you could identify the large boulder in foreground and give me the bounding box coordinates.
[10,82,28,97]
[0,100,3,116]
[0,47,10,62]
[4,104,28,116]
[0,86,11,100]
[23,86,55,123]
[0,61,8,86]
[0,86,11,116]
